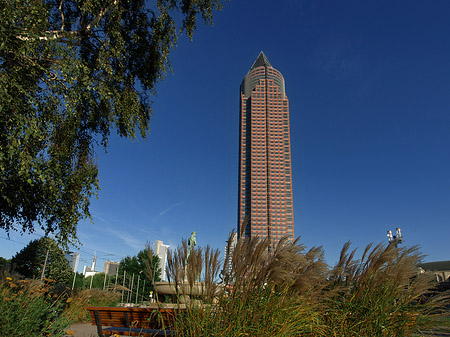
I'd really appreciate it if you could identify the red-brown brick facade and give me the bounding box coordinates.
[238,52,294,246]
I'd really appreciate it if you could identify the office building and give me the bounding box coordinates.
[238,51,295,245]
[155,240,169,281]
[83,255,98,277]
[65,251,80,273]
[104,260,120,276]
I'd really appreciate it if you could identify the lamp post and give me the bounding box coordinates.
[387,227,403,247]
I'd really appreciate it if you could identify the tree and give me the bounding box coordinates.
[0,0,224,247]
[0,257,11,275]
[67,271,84,289]
[118,245,161,301]
[82,272,107,289]
[11,237,72,284]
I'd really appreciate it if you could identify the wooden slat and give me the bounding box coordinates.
[87,306,184,335]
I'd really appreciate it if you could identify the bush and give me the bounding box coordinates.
[0,278,72,337]
[64,288,121,323]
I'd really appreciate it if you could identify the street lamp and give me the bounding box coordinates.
[387,227,403,247]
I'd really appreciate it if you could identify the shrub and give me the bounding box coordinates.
[64,288,121,323]
[0,278,72,337]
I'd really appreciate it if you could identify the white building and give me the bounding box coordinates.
[155,240,169,281]
[83,255,99,277]
[64,251,80,273]
[104,260,120,276]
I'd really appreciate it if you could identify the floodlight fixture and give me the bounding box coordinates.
[386,227,403,246]
[387,230,393,242]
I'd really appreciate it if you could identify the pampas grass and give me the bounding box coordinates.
[165,223,448,337]
[321,242,446,336]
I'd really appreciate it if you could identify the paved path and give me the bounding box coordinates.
[64,323,97,337]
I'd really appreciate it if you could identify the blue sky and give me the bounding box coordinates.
[1,0,450,272]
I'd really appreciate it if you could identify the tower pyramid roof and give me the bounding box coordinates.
[250,51,272,70]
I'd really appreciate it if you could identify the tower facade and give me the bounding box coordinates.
[238,52,294,245]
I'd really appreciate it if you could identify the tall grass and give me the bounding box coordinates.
[166,227,327,336]
[1,233,445,336]
[0,274,122,336]
[64,288,121,322]
[0,278,72,337]
[165,227,448,337]
[322,242,445,336]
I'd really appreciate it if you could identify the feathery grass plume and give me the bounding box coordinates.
[321,242,448,336]
[166,239,221,305]
[169,229,449,336]
[171,228,325,336]
[144,242,160,290]
[224,225,327,296]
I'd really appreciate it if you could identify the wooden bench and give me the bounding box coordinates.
[87,305,185,336]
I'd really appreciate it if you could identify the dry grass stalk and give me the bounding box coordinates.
[321,242,448,336]
[166,226,449,336]
[166,240,221,305]
[225,225,327,297]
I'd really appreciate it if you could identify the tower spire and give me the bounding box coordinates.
[250,51,272,70]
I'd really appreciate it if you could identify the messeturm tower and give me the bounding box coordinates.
[238,52,294,245]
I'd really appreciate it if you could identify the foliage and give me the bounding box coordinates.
[175,286,322,337]
[11,237,72,284]
[66,271,84,289]
[167,234,324,336]
[79,272,105,289]
[320,242,447,336]
[0,0,225,247]
[65,288,121,323]
[68,271,119,290]
[0,278,72,337]
[166,239,222,302]
[166,232,448,336]
[0,256,10,271]
[118,244,161,301]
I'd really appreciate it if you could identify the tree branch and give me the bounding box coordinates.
[16,0,119,42]
[85,0,119,32]
[16,30,78,41]
[59,0,65,31]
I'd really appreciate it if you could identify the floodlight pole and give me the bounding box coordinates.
[135,275,140,304]
[121,270,126,303]
[41,249,49,281]
[71,271,77,290]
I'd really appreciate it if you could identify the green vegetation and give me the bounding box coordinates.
[0,234,447,336]
[0,0,225,247]
[65,288,121,323]
[11,237,72,284]
[0,278,71,337]
[165,232,449,337]
[117,244,162,298]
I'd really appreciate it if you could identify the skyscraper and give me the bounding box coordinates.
[238,52,294,245]
[154,240,169,281]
